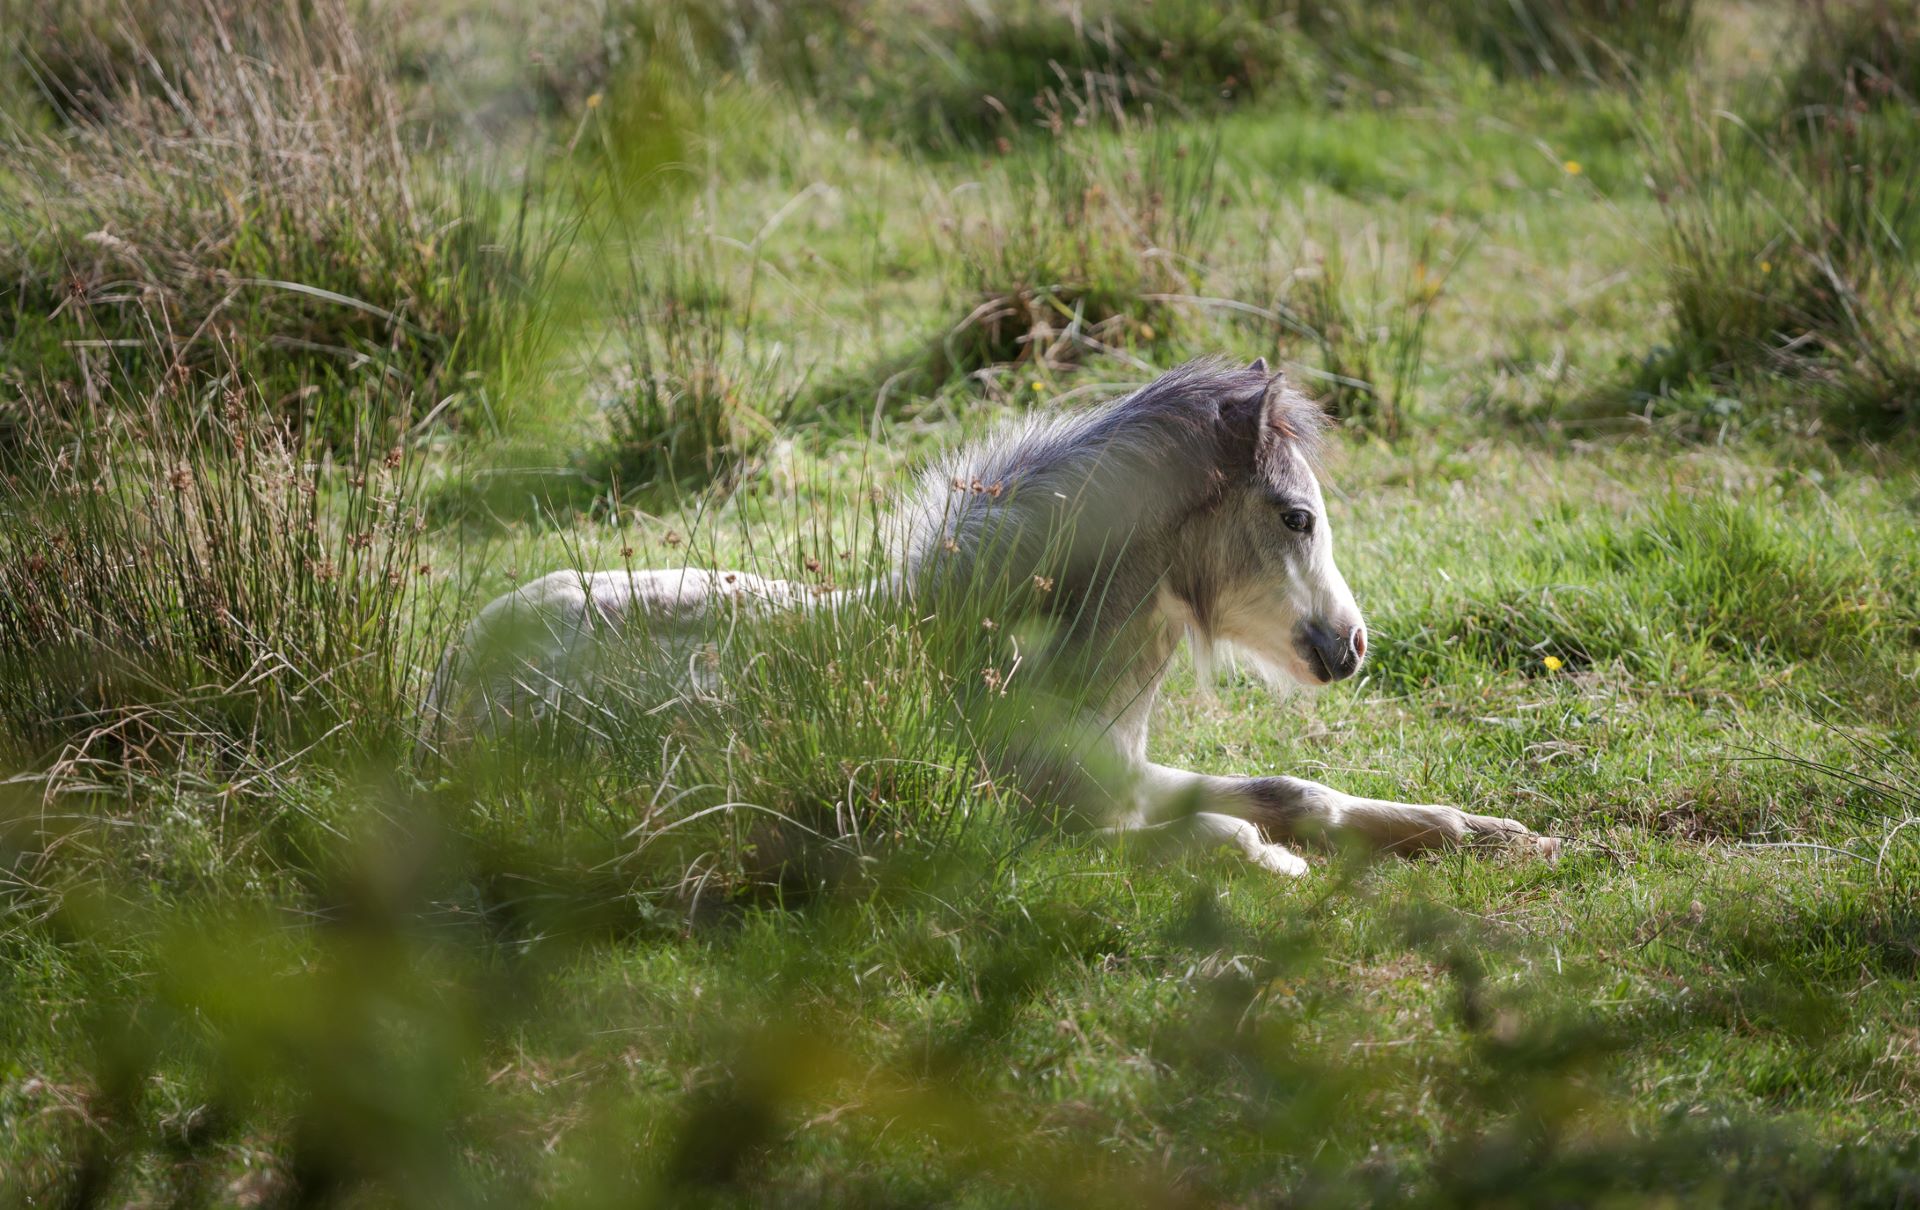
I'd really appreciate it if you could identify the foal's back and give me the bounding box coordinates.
[422,567,806,744]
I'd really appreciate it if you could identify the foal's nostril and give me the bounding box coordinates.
[1351,625,1367,662]
[1296,620,1362,683]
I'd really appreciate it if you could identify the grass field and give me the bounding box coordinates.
[4,0,1920,1204]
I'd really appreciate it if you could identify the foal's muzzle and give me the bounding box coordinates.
[1295,620,1366,684]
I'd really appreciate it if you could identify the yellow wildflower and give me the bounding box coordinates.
[1562,160,1582,176]
[1543,655,1565,671]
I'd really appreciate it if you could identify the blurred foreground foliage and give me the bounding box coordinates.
[11,779,1920,1206]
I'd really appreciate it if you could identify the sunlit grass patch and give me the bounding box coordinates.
[1369,493,1911,695]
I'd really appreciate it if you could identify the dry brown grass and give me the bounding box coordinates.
[1,0,559,444]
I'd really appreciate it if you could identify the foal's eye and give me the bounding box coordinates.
[1281,508,1314,534]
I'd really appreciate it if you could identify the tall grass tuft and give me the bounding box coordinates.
[940,108,1220,375]
[603,235,806,494]
[1783,0,1920,112]
[1443,0,1696,81]
[0,0,565,445]
[1638,83,1920,435]
[3,0,181,123]
[0,351,440,765]
[534,0,1694,160]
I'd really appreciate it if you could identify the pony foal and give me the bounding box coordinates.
[427,360,1557,875]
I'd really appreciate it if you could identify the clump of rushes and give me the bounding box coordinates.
[1638,83,1920,436]
[1440,0,1696,82]
[605,236,805,494]
[941,103,1220,374]
[0,351,440,764]
[1,0,177,123]
[1783,0,1920,112]
[0,0,563,447]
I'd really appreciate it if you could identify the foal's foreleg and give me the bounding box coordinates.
[1099,810,1310,876]
[1234,773,1557,857]
[1144,764,1557,861]
[1097,764,1312,876]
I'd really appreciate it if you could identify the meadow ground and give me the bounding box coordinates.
[3,0,1919,1204]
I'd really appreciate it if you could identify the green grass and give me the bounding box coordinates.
[4,0,1920,1204]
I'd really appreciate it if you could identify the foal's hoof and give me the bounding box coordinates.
[1253,843,1310,878]
[1464,812,1559,862]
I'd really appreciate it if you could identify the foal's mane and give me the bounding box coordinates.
[896,359,1326,580]
[973,359,1325,486]
[1130,358,1327,469]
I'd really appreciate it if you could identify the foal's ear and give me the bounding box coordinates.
[1255,371,1299,461]
[1248,356,1269,375]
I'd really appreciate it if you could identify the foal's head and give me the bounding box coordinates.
[1178,360,1367,687]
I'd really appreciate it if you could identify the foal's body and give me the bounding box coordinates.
[428,362,1554,874]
